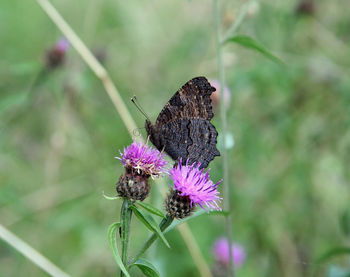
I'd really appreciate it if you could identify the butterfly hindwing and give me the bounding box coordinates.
[186,118,220,167]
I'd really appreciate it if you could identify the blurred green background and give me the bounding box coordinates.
[1,0,350,276]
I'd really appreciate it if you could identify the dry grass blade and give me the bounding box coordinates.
[0,224,70,277]
[177,224,213,277]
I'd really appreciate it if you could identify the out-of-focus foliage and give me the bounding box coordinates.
[0,0,350,276]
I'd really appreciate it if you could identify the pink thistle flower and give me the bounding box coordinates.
[168,159,222,212]
[116,139,167,177]
[212,238,246,267]
[55,37,70,54]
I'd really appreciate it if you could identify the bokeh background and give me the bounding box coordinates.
[1,0,350,276]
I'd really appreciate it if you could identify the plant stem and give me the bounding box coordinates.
[177,224,212,277]
[129,216,173,265]
[0,224,69,277]
[222,0,256,43]
[214,0,235,276]
[120,199,132,277]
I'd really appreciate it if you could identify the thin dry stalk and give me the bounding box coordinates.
[178,224,213,277]
[0,225,70,277]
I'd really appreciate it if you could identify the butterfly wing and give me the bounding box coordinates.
[155,76,215,126]
[146,76,220,169]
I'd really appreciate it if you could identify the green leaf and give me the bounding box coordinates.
[225,35,284,65]
[129,205,170,248]
[107,222,130,277]
[120,199,132,263]
[136,201,166,218]
[210,210,230,216]
[131,259,160,277]
[166,209,229,233]
[102,191,122,200]
[316,247,350,263]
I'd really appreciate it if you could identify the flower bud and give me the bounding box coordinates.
[116,172,150,201]
[165,190,194,219]
[45,38,69,70]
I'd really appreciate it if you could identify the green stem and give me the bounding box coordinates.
[120,199,132,277]
[222,0,256,43]
[214,1,235,276]
[129,216,173,265]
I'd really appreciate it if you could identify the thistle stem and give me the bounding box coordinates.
[214,0,235,276]
[120,199,132,277]
[129,216,173,265]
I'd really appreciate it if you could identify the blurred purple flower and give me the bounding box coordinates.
[55,37,70,54]
[45,37,70,69]
[116,138,167,177]
[168,159,222,212]
[209,79,231,108]
[213,237,246,267]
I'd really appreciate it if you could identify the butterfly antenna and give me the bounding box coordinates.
[131,96,150,121]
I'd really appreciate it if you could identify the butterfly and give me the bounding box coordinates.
[145,77,220,169]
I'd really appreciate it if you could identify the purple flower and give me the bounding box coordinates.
[55,37,70,54]
[168,159,222,212]
[212,238,246,267]
[45,37,69,69]
[116,139,167,177]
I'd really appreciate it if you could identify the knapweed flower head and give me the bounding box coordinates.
[116,173,150,201]
[45,37,70,69]
[55,37,70,54]
[168,159,222,212]
[213,238,246,267]
[116,138,167,177]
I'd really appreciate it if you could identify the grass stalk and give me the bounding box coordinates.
[0,224,70,277]
[177,223,213,277]
[214,0,234,276]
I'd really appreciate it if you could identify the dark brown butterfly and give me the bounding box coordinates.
[145,77,220,169]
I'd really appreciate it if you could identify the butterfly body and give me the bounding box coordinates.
[145,77,220,169]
